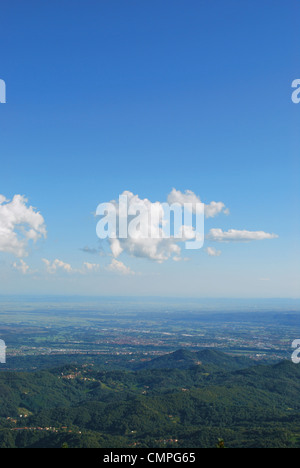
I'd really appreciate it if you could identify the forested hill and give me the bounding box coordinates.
[0,350,300,448]
[135,348,254,371]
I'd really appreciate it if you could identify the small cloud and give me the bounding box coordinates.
[173,256,183,262]
[43,259,101,275]
[0,194,46,257]
[80,246,98,255]
[205,247,222,257]
[106,259,135,276]
[173,256,190,262]
[83,262,100,272]
[12,259,30,274]
[42,258,73,274]
[167,188,228,218]
[80,244,106,257]
[207,228,278,242]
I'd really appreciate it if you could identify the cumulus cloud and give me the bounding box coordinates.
[12,259,30,274]
[205,247,222,257]
[99,193,177,263]
[110,236,182,263]
[205,201,230,218]
[0,194,46,257]
[207,228,279,242]
[42,258,73,274]
[107,259,135,275]
[96,190,278,264]
[97,190,203,263]
[167,189,229,218]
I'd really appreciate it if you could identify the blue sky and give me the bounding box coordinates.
[0,0,299,297]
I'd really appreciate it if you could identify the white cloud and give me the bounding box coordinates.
[205,201,230,218]
[167,188,201,207]
[207,228,279,242]
[205,247,222,257]
[167,188,229,218]
[110,236,182,263]
[83,262,100,272]
[42,259,101,275]
[42,258,73,274]
[110,238,124,258]
[0,195,46,257]
[96,189,229,263]
[107,259,135,275]
[96,190,277,264]
[104,191,195,263]
[12,259,30,274]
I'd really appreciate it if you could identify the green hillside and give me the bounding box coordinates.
[136,348,254,371]
[0,350,299,448]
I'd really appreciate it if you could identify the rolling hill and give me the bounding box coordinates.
[135,348,254,371]
[0,350,299,448]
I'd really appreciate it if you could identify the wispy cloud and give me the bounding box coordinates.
[207,228,278,242]
[12,259,30,274]
[80,246,99,255]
